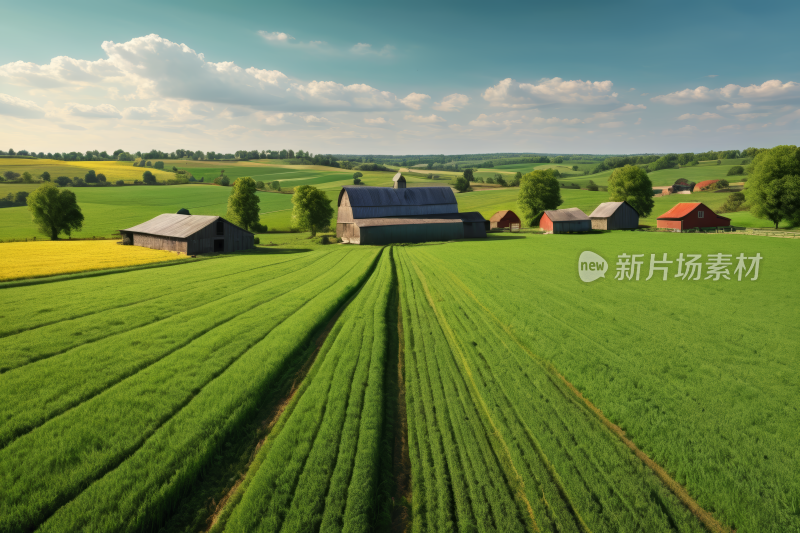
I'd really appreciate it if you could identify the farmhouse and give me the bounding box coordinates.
[120,214,254,254]
[489,210,522,230]
[540,208,592,234]
[336,186,488,244]
[656,202,731,231]
[589,201,639,230]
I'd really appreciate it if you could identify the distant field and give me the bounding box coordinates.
[0,159,175,183]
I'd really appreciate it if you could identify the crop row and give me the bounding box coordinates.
[0,247,381,533]
[219,248,396,533]
[395,246,705,533]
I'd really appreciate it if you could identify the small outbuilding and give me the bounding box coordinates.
[540,208,591,234]
[120,214,254,254]
[656,202,731,231]
[489,210,522,230]
[589,201,639,230]
[694,179,720,192]
[393,172,407,189]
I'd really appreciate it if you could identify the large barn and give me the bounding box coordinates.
[336,186,487,244]
[540,208,591,234]
[120,214,254,254]
[589,201,639,230]
[489,210,522,230]
[657,202,731,231]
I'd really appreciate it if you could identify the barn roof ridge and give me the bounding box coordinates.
[338,185,457,208]
[589,200,639,218]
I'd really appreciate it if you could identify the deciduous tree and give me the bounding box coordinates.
[747,145,800,228]
[143,171,156,185]
[291,185,334,237]
[607,165,654,218]
[517,169,562,225]
[28,183,84,240]
[226,177,261,232]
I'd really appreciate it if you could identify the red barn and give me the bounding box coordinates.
[657,202,730,231]
[540,208,591,233]
[694,179,720,191]
[489,210,521,229]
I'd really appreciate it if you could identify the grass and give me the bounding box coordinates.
[399,232,799,533]
[222,248,395,532]
[0,240,187,281]
[0,247,382,533]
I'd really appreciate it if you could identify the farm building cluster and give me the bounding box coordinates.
[336,173,488,245]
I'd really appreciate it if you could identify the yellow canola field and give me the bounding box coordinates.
[1,159,175,182]
[0,240,187,281]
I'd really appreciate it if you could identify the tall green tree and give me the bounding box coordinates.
[142,171,156,185]
[746,145,800,228]
[226,176,261,232]
[607,165,655,218]
[291,185,334,237]
[453,176,470,192]
[27,183,84,240]
[517,169,562,225]
[463,169,474,182]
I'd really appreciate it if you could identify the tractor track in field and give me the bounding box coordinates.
[423,253,730,533]
[391,289,412,533]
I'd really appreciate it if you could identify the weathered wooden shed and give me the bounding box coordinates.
[540,208,591,234]
[589,201,639,230]
[120,214,254,254]
[393,172,407,189]
[489,210,522,229]
[336,186,487,244]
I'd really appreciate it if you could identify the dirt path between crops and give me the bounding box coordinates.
[203,278,371,532]
[391,296,412,533]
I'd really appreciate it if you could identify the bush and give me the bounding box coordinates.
[587,180,599,191]
[41,171,51,181]
[486,176,495,184]
[3,171,20,181]
[214,175,230,186]
[146,160,153,167]
[727,165,745,176]
[97,173,107,183]
[116,180,124,186]
[716,159,722,165]
[143,171,156,185]
[154,161,164,170]
[55,176,71,187]
[572,165,578,171]
[72,177,86,187]
[255,181,265,189]
[253,237,260,245]
[177,208,191,215]
[85,170,97,183]
[720,191,747,213]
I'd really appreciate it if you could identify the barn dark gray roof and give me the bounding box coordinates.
[121,214,252,238]
[544,208,590,222]
[589,201,638,218]
[355,217,463,228]
[340,186,458,218]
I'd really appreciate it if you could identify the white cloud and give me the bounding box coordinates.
[677,112,722,121]
[404,114,445,123]
[259,112,290,125]
[708,74,718,78]
[433,93,469,112]
[483,77,617,108]
[717,124,741,132]
[614,103,646,112]
[303,115,330,123]
[66,103,121,118]
[350,43,394,57]
[629,88,636,91]
[364,117,387,125]
[468,114,500,127]
[0,56,121,88]
[662,125,698,135]
[735,112,770,120]
[258,31,294,42]
[0,93,45,118]
[653,80,800,104]
[599,121,624,128]
[400,93,430,110]
[717,103,751,111]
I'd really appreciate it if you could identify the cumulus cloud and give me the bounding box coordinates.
[433,93,469,112]
[303,115,331,123]
[652,80,800,104]
[735,113,770,120]
[468,114,500,127]
[404,114,445,123]
[261,112,290,125]
[364,117,387,125]
[483,77,618,108]
[599,121,624,128]
[400,93,430,110]
[717,124,741,132]
[66,103,121,118]
[531,116,582,125]
[258,31,294,42]
[122,105,159,120]
[0,93,46,118]
[677,112,722,120]
[717,103,751,111]
[0,35,413,112]
[350,43,394,57]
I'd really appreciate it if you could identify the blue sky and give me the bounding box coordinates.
[1,0,798,155]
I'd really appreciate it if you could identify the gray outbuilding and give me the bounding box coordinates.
[336,186,487,244]
[589,201,640,230]
[120,214,254,254]
[540,208,592,234]
[393,171,407,189]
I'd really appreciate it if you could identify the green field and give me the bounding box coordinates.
[2,232,797,532]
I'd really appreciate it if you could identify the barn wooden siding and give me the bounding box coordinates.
[357,220,464,245]
[132,234,188,253]
[590,202,639,230]
[541,208,591,234]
